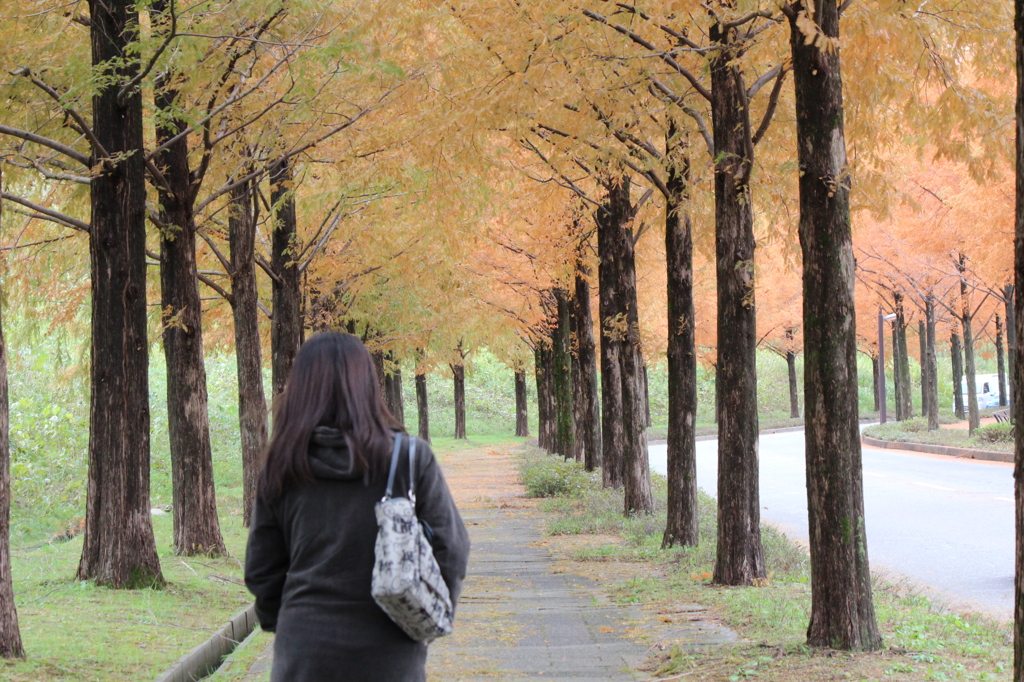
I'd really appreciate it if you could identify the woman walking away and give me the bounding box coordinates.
[245,332,470,682]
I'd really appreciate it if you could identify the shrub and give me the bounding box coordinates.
[975,421,1014,444]
[518,450,600,498]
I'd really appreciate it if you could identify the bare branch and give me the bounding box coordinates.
[581,8,712,101]
[0,124,91,166]
[118,0,177,105]
[752,67,787,146]
[649,80,714,157]
[0,192,89,232]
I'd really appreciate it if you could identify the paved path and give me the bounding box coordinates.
[238,445,734,680]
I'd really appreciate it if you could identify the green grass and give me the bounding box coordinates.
[206,628,272,680]
[864,418,1014,453]
[2,510,251,681]
[518,444,1013,681]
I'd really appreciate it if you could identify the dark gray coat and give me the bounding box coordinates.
[245,429,470,682]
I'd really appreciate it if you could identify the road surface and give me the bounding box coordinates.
[648,429,1014,619]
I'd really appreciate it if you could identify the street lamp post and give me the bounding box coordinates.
[878,309,897,424]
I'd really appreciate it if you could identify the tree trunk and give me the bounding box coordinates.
[952,332,965,420]
[919,320,930,418]
[597,205,624,487]
[787,350,800,419]
[959,254,980,434]
[713,363,720,424]
[553,288,575,458]
[891,319,903,420]
[415,371,430,443]
[372,348,386,398]
[1007,284,1015,405]
[78,0,163,588]
[663,138,698,548]
[452,345,467,439]
[270,159,302,397]
[385,352,405,427]
[999,315,1008,408]
[541,340,557,449]
[619,243,652,516]
[925,297,940,431]
[153,55,223,556]
[1012,5,1024,671]
[871,354,880,413]
[893,300,912,421]
[710,21,764,585]
[571,297,585,463]
[642,363,652,428]
[229,179,268,527]
[534,344,551,451]
[788,0,882,650]
[573,262,601,471]
[393,364,405,425]
[0,172,23,657]
[597,175,651,514]
[514,368,529,437]
[899,315,912,419]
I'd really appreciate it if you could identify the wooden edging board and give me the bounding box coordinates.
[154,604,257,682]
[862,435,1012,463]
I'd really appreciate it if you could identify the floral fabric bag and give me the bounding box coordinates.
[371,433,454,642]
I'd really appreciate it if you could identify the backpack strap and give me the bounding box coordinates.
[383,432,403,501]
[408,436,418,502]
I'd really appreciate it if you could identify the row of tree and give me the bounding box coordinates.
[0,0,1019,666]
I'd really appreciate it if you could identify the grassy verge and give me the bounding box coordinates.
[207,628,272,680]
[518,446,1012,681]
[864,417,1014,454]
[648,417,806,442]
[2,510,250,681]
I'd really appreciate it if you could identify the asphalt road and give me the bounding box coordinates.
[648,429,1014,619]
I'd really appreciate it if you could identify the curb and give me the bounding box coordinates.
[649,424,807,446]
[862,435,1012,463]
[154,604,257,682]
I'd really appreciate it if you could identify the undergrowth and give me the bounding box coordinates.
[865,418,1014,453]
[518,444,1013,681]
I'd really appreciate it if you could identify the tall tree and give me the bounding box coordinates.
[919,321,931,417]
[1013,1,1024,672]
[958,253,981,433]
[0,172,23,658]
[78,0,163,587]
[663,135,698,548]
[596,175,652,513]
[710,21,765,585]
[416,370,431,443]
[572,261,600,471]
[535,341,556,452]
[784,0,882,651]
[998,315,1008,407]
[451,343,467,439]
[1006,284,1016,407]
[925,297,940,430]
[270,159,302,396]
[228,178,268,527]
[596,190,624,488]
[952,331,966,420]
[152,1,224,555]
[514,366,529,437]
[553,288,575,457]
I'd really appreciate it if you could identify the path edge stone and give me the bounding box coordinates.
[862,434,1012,463]
[154,604,257,682]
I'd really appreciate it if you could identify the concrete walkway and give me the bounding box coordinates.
[237,445,735,680]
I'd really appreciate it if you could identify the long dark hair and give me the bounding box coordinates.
[257,332,400,502]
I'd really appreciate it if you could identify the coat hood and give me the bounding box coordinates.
[308,426,362,480]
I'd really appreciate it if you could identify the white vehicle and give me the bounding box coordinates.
[955,373,1002,412]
